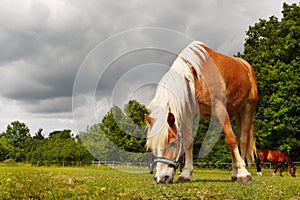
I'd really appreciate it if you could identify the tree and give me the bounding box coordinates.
[79,124,119,161]
[101,100,149,153]
[78,100,151,163]
[49,129,72,140]
[237,3,300,160]
[0,121,31,161]
[28,129,94,165]
[33,128,45,140]
[124,100,149,127]
[0,137,13,161]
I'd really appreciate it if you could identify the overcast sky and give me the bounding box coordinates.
[0,0,297,136]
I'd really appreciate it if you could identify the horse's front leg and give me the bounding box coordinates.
[214,99,252,184]
[273,163,281,177]
[177,121,193,182]
[280,165,283,177]
[177,144,193,182]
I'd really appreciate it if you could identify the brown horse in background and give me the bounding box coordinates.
[256,150,296,177]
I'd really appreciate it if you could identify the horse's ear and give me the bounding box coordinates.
[167,112,175,127]
[145,114,154,125]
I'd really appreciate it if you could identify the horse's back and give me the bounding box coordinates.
[258,150,286,163]
[200,44,258,115]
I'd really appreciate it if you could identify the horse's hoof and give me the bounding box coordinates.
[177,176,191,183]
[231,176,237,182]
[257,172,262,176]
[237,175,252,184]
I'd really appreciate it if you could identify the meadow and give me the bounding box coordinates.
[0,163,299,200]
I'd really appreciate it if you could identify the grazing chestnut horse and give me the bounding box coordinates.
[145,41,258,184]
[256,150,296,177]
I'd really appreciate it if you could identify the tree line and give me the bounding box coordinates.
[0,121,94,164]
[0,3,299,165]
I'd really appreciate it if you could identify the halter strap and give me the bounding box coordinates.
[154,132,183,169]
[154,157,178,167]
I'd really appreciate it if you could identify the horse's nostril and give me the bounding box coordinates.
[164,175,169,182]
[154,177,157,182]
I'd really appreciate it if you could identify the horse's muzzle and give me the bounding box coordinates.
[154,175,173,184]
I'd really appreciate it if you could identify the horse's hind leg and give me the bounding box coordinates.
[236,114,249,166]
[256,158,263,176]
[214,99,251,184]
[238,102,256,165]
[236,114,245,162]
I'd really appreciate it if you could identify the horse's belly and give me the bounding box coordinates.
[197,96,249,118]
[226,98,250,116]
[199,104,212,118]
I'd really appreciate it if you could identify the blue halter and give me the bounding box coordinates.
[153,132,183,169]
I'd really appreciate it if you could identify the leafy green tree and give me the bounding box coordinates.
[79,124,120,161]
[33,128,45,140]
[0,121,31,161]
[25,128,45,162]
[101,100,149,153]
[238,3,300,160]
[79,100,151,163]
[124,100,149,127]
[49,129,72,140]
[28,129,94,165]
[0,137,13,161]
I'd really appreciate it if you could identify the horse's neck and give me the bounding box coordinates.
[284,155,293,167]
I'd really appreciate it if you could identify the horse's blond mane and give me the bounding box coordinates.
[146,41,208,151]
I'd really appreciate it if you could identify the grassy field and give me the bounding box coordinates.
[0,164,299,200]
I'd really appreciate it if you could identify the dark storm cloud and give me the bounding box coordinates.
[24,97,72,114]
[0,0,295,133]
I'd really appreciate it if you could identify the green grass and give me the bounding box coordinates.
[0,164,299,199]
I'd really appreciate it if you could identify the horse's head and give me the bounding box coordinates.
[145,112,183,184]
[149,162,154,174]
[290,166,296,177]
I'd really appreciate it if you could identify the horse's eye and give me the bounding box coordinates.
[169,141,176,148]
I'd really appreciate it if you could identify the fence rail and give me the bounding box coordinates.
[92,160,300,170]
[1,160,299,169]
